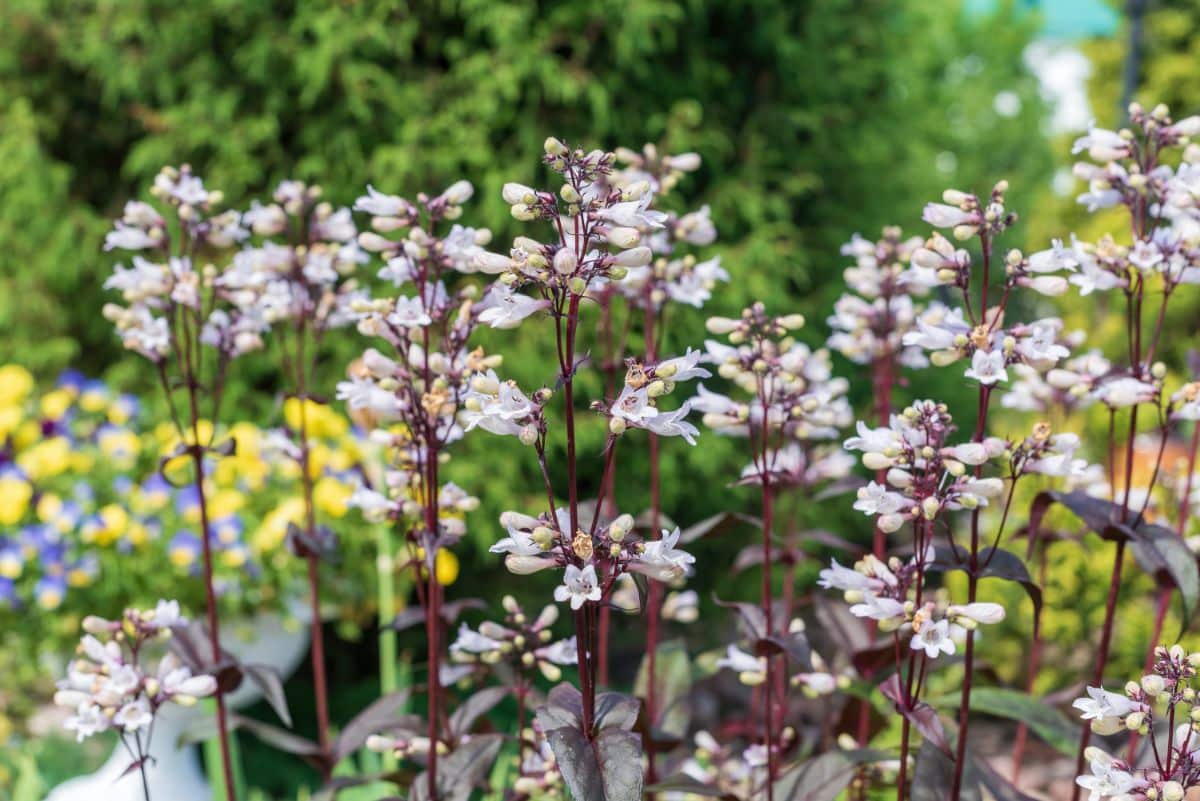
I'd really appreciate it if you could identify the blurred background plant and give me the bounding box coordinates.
[4,0,1192,799]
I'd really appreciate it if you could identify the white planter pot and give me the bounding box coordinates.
[45,611,312,801]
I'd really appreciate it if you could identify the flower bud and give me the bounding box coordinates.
[609,417,627,435]
[544,137,568,156]
[553,248,578,275]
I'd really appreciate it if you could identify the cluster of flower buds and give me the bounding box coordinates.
[921,183,1018,245]
[54,600,217,743]
[103,167,275,361]
[1007,422,1090,479]
[474,138,655,300]
[902,301,1078,389]
[818,552,1005,659]
[600,145,726,308]
[827,228,932,369]
[1073,644,1200,801]
[512,727,565,800]
[448,595,577,683]
[365,731,445,762]
[600,349,709,443]
[218,179,365,332]
[1001,342,1106,414]
[696,303,851,442]
[673,730,790,800]
[490,506,695,601]
[844,400,1008,531]
[717,621,849,696]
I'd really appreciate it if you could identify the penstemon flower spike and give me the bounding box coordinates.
[55,601,217,801]
[339,176,493,798]
[235,178,365,771]
[699,303,852,798]
[103,165,261,801]
[470,136,706,800]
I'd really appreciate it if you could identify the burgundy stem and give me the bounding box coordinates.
[186,400,237,801]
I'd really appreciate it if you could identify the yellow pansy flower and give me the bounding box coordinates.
[0,405,22,443]
[313,477,352,518]
[209,488,246,518]
[0,365,34,406]
[39,389,74,421]
[17,437,71,481]
[36,492,63,523]
[0,477,33,525]
[252,497,307,553]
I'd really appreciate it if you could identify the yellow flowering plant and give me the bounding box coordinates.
[0,365,380,733]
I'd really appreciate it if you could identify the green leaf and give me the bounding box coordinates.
[928,687,1077,756]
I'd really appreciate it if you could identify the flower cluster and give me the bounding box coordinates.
[491,506,694,597]
[818,551,1005,658]
[53,601,216,744]
[698,303,851,444]
[827,227,931,371]
[448,595,577,683]
[1072,645,1200,801]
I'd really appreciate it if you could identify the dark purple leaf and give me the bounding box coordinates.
[447,686,508,738]
[771,752,858,801]
[335,689,412,761]
[758,632,812,670]
[409,734,504,801]
[547,725,644,801]
[647,775,738,799]
[879,676,949,753]
[232,714,327,770]
[241,663,291,727]
[1127,521,1199,632]
[713,595,767,640]
[594,692,640,732]
[929,545,1042,635]
[911,741,980,801]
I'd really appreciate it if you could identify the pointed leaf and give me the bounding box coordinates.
[911,741,980,801]
[241,663,292,727]
[928,687,1077,757]
[448,686,508,738]
[409,734,504,801]
[335,689,412,761]
[930,545,1042,635]
[546,724,644,801]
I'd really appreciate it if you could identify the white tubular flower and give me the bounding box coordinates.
[336,376,403,420]
[1171,383,1200,420]
[347,485,398,523]
[661,590,699,623]
[595,193,667,229]
[1071,126,1131,162]
[716,645,767,685]
[1074,747,1137,801]
[478,283,551,329]
[849,594,905,623]
[1072,687,1137,735]
[656,349,712,382]
[964,349,1008,386]
[450,623,504,656]
[948,602,1006,625]
[354,185,409,217]
[1094,376,1158,409]
[631,527,696,582]
[910,618,955,658]
[922,202,977,229]
[554,564,602,610]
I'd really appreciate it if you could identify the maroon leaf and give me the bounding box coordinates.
[447,686,508,738]
[879,675,949,753]
[409,734,504,801]
[334,689,412,761]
